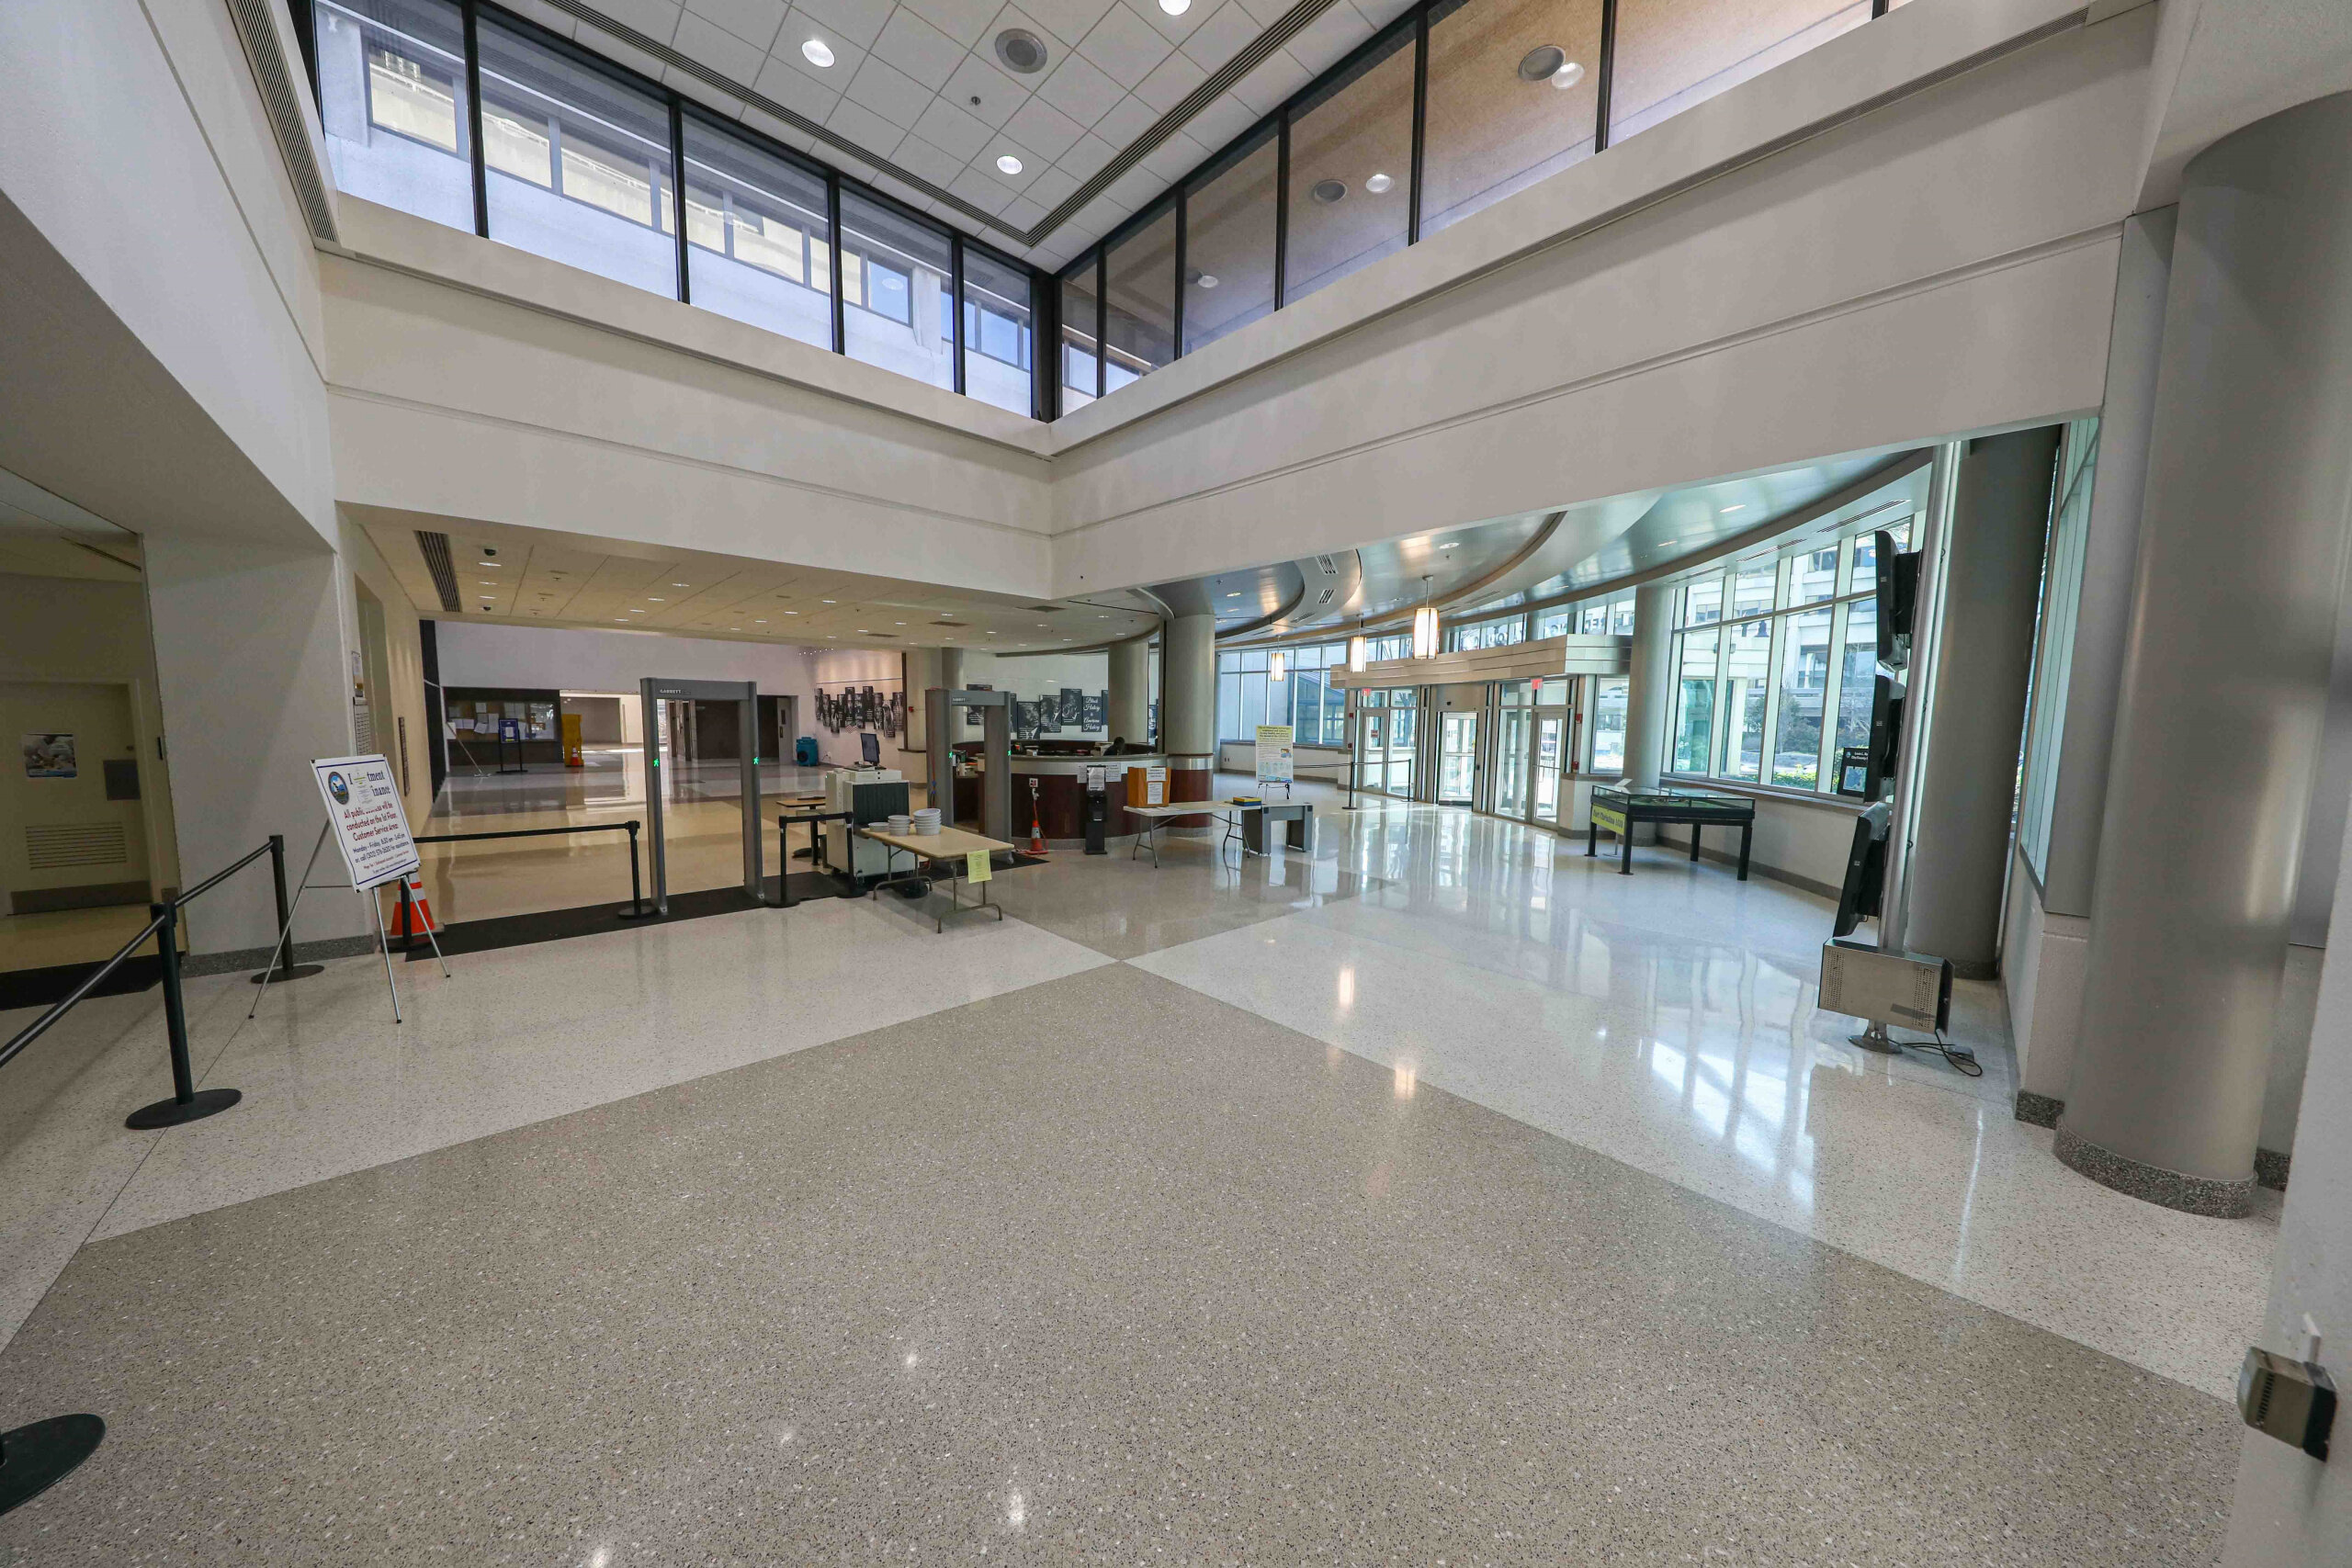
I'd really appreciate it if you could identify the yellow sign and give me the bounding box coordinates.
[1590,805,1627,838]
[966,850,992,883]
[560,712,583,768]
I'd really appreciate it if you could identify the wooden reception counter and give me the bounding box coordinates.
[952,753,1214,839]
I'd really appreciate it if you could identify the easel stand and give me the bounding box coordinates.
[249,825,448,1027]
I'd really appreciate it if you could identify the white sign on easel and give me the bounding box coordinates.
[312,754,419,889]
[310,753,444,1022]
[1255,724,1295,795]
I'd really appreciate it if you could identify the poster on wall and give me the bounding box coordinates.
[1256,724,1295,785]
[1059,688,1083,725]
[22,733,77,778]
[311,753,420,891]
[1081,694,1104,730]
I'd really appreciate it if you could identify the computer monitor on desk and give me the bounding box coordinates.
[860,731,880,766]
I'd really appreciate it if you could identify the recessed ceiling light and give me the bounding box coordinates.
[673,581,687,587]
[996,153,1023,175]
[1552,60,1587,90]
[1722,503,1747,513]
[648,596,665,601]
[1519,44,1566,82]
[994,28,1048,73]
[785,610,800,615]
[1440,541,1460,548]
[1364,172,1394,194]
[1159,0,1190,13]
[821,599,836,604]
[1310,178,1346,205]
[1195,272,1218,288]
[896,621,907,625]
[801,38,834,67]
[755,619,767,623]
[1226,592,1241,598]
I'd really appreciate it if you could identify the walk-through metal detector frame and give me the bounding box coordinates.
[926,687,1012,843]
[640,677,763,914]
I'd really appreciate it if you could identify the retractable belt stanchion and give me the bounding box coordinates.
[125,902,244,1129]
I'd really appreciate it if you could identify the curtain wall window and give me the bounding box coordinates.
[2017,418,2101,878]
[1105,205,1179,390]
[961,249,1035,415]
[1420,0,1604,238]
[1060,266,1101,410]
[681,116,832,351]
[1609,0,1871,144]
[477,17,678,297]
[840,191,954,389]
[1183,128,1281,355]
[1662,523,1919,797]
[313,0,475,231]
[1283,26,1417,306]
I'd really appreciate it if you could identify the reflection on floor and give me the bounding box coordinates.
[411,749,922,926]
[0,789,2268,1563]
[0,901,182,977]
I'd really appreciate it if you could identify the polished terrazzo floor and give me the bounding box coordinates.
[0,795,2271,1563]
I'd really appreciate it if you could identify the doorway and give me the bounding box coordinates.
[1438,711,1478,806]
[0,681,151,916]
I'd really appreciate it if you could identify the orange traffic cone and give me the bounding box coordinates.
[390,872,439,938]
[1026,779,1049,858]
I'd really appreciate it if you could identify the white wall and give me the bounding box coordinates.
[1655,795,1860,900]
[144,536,368,956]
[0,0,333,550]
[320,209,1056,601]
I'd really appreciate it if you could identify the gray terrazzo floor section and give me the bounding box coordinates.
[0,963,2235,1565]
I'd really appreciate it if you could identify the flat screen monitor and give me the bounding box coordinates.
[1833,802,1892,939]
[1874,530,1919,671]
[859,731,880,766]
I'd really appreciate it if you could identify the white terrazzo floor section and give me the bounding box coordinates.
[0,897,1111,1347]
[1131,824,2279,1402]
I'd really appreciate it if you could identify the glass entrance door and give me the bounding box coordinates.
[1532,713,1565,823]
[1494,704,1531,818]
[1438,711,1477,805]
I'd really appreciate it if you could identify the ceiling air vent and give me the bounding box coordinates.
[1317,555,1338,575]
[1026,604,1062,612]
[415,531,464,613]
[930,619,967,627]
[1317,587,1335,606]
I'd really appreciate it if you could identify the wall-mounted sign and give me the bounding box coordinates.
[22,733,76,778]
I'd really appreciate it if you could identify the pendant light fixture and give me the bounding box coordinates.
[1411,577,1440,660]
[1269,649,1288,682]
[1347,626,1368,672]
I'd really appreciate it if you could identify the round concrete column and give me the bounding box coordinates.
[1623,583,1675,790]
[1107,633,1152,742]
[939,647,965,692]
[2061,92,2352,1216]
[1162,614,1217,758]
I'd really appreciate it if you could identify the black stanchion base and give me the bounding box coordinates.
[613,904,660,920]
[125,1088,242,1130]
[248,964,327,985]
[0,1414,105,1516]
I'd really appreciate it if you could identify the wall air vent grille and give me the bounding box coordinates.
[27,823,130,870]
[225,0,337,243]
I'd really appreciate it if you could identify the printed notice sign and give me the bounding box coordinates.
[312,753,420,891]
[966,850,992,884]
[1255,724,1295,784]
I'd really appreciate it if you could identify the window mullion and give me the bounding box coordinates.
[1756,613,1786,786]
[461,0,488,236]
[826,172,845,354]
[668,96,688,304]
[1817,601,1850,793]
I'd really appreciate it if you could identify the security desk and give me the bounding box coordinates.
[856,825,1015,931]
[1587,784,1756,879]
